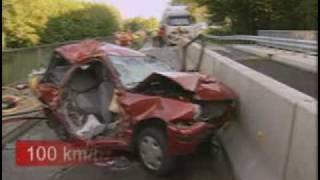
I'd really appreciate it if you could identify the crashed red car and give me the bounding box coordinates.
[33,40,237,175]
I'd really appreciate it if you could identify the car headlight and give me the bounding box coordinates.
[197,101,234,122]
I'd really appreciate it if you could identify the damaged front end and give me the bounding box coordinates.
[119,72,237,155]
[131,72,237,126]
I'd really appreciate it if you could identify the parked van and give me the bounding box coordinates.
[159,5,207,45]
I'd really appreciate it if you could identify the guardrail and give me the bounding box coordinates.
[258,30,317,41]
[194,34,317,55]
[181,33,318,72]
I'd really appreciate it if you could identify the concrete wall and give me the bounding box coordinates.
[178,38,317,180]
[258,30,318,41]
[286,101,317,180]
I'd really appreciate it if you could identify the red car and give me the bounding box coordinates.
[33,40,237,175]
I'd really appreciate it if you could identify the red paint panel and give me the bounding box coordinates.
[119,92,195,122]
[55,40,145,64]
[37,84,60,108]
[141,72,237,100]
[196,81,237,100]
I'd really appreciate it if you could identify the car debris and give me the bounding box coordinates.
[94,156,131,170]
[29,39,238,176]
[2,84,45,122]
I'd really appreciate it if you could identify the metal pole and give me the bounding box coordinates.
[196,35,206,72]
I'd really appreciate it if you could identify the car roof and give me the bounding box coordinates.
[54,40,145,64]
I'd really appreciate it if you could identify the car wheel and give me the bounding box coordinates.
[137,127,175,176]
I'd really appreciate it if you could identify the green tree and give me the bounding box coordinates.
[2,0,121,48]
[40,3,121,44]
[172,0,318,34]
[123,17,146,32]
[123,17,159,33]
[144,17,160,32]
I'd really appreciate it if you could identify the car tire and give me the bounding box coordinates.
[136,127,175,176]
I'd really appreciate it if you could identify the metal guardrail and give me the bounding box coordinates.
[181,34,205,72]
[202,34,318,55]
[204,34,317,44]
[257,30,318,41]
[181,33,318,72]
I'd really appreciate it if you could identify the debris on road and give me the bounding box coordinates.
[2,83,44,118]
[2,82,46,145]
[94,156,131,170]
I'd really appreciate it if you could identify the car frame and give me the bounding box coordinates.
[33,40,237,175]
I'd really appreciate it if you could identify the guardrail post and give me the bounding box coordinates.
[181,34,203,72]
[196,35,206,72]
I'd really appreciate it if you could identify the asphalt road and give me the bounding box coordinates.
[2,120,234,180]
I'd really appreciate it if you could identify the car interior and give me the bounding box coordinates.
[55,60,118,139]
[43,54,71,86]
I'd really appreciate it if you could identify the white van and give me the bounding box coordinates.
[160,5,207,45]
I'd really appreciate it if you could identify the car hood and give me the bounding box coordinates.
[134,72,237,101]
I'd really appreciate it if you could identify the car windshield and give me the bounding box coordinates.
[168,16,192,26]
[109,56,175,88]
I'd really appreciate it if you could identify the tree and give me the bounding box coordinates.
[143,17,160,32]
[173,0,318,34]
[123,17,146,32]
[123,17,159,33]
[40,3,121,44]
[2,0,121,48]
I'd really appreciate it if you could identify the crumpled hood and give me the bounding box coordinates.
[137,72,237,101]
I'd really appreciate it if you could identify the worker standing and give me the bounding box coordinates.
[153,26,165,47]
[158,26,165,47]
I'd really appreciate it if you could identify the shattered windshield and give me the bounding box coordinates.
[109,56,175,88]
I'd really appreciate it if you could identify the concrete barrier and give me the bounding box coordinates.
[285,101,317,180]
[178,38,317,180]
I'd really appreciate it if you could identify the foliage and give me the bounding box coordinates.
[123,17,159,33]
[2,32,5,49]
[205,18,233,35]
[172,0,318,34]
[2,0,121,48]
[40,3,121,44]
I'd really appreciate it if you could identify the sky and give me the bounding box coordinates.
[83,0,172,20]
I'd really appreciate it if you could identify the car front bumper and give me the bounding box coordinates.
[166,122,215,156]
